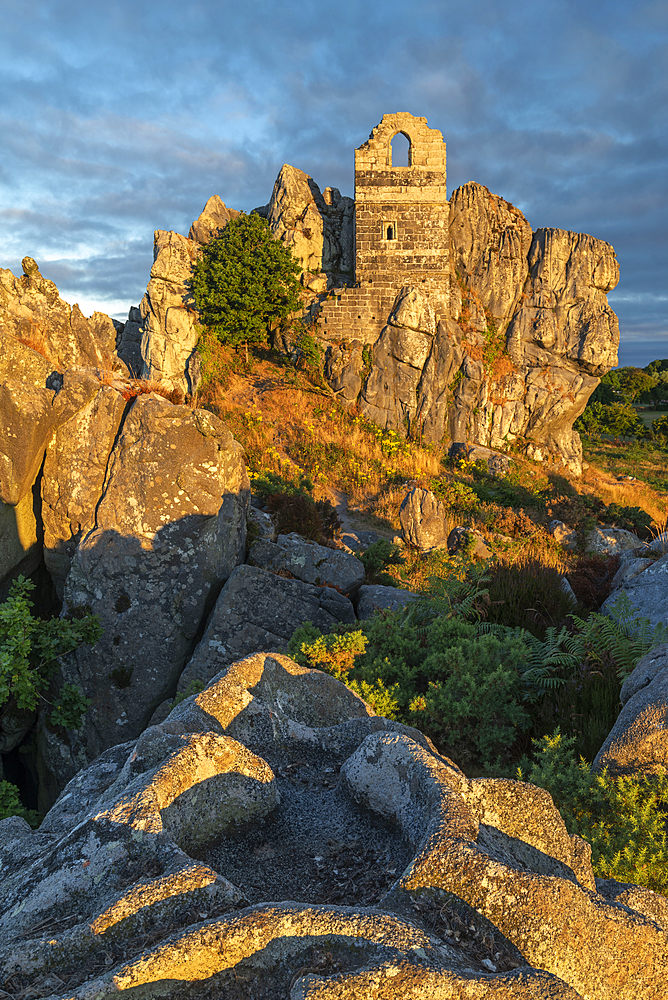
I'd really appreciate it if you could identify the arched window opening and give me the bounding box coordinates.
[383,221,397,241]
[390,132,411,167]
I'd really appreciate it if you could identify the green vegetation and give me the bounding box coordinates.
[190,212,302,361]
[0,577,98,724]
[252,470,340,544]
[0,576,100,822]
[289,583,666,772]
[358,539,404,587]
[520,732,668,894]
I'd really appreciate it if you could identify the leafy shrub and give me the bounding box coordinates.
[253,470,314,500]
[291,598,533,771]
[0,779,37,825]
[519,731,668,895]
[652,413,668,440]
[293,330,323,372]
[290,577,666,773]
[359,539,404,586]
[0,576,99,729]
[576,401,647,441]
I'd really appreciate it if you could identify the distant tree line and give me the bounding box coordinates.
[576,360,668,442]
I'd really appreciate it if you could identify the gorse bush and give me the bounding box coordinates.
[358,539,404,587]
[289,584,666,773]
[519,732,668,895]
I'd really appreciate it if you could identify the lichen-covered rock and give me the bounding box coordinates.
[0,352,118,584]
[585,525,644,556]
[603,552,668,629]
[41,379,128,595]
[399,488,450,551]
[177,564,356,692]
[450,182,533,326]
[593,644,668,776]
[262,164,354,287]
[0,256,120,372]
[1,653,665,1000]
[47,395,249,786]
[447,526,492,560]
[188,194,240,244]
[248,532,365,593]
[139,229,202,393]
[356,584,416,619]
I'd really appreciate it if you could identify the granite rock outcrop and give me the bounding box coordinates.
[1,654,666,1000]
[132,115,619,475]
[138,229,202,395]
[45,397,249,791]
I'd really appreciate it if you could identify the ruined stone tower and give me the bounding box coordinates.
[354,113,449,301]
[316,112,450,341]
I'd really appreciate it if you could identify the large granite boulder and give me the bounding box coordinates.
[603,551,668,629]
[46,396,249,789]
[41,378,128,596]
[177,564,356,692]
[594,644,668,776]
[356,584,417,619]
[0,259,128,585]
[260,164,354,289]
[0,344,119,585]
[399,487,450,551]
[1,654,666,1000]
[585,526,644,556]
[248,532,365,593]
[139,229,202,394]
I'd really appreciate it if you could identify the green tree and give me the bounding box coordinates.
[189,213,302,362]
[0,576,99,728]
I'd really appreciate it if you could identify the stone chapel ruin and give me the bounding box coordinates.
[134,111,621,474]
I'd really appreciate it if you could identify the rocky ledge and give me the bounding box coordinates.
[2,653,666,1000]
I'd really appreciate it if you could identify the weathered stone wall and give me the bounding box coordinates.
[355,113,450,316]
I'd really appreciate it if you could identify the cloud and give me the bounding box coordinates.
[0,0,666,361]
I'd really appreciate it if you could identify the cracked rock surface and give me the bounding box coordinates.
[2,653,666,1000]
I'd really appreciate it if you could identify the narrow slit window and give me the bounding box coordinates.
[384,221,397,241]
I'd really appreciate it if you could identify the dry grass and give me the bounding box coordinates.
[96,370,184,405]
[16,320,62,369]
[200,352,443,524]
[580,462,667,528]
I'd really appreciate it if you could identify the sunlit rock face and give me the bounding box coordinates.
[2,654,666,1000]
[137,114,619,474]
[41,395,249,794]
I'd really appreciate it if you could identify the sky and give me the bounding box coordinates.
[0,1,666,367]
